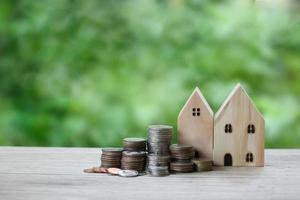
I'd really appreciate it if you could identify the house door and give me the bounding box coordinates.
[224,153,232,166]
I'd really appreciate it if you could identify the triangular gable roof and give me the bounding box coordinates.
[215,83,264,120]
[178,87,214,118]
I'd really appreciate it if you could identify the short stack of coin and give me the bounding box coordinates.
[121,151,147,172]
[101,148,123,168]
[147,125,173,176]
[123,138,146,151]
[192,159,213,172]
[170,162,194,173]
[170,144,195,173]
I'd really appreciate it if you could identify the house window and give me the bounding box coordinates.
[246,153,254,162]
[225,124,232,133]
[192,108,200,116]
[248,124,255,134]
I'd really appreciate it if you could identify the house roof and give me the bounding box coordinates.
[178,87,213,118]
[215,83,264,120]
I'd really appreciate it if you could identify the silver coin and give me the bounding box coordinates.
[101,147,123,153]
[148,125,173,131]
[148,154,170,161]
[118,169,139,177]
[123,137,146,142]
[148,166,169,176]
[122,151,147,158]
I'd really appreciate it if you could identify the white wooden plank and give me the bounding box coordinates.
[0,147,300,200]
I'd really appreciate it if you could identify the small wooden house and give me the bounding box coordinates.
[177,87,214,159]
[213,84,264,166]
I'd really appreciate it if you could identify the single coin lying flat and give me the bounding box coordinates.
[83,168,94,173]
[107,168,121,175]
[84,167,108,173]
[118,169,139,177]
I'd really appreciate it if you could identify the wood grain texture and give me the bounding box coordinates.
[1,147,299,200]
[214,84,264,166]
[177,87,214,159]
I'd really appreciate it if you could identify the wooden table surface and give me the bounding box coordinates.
[0,147,299,200]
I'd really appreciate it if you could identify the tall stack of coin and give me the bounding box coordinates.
[121,151,147,172]
[147,125,173,176]
[123,138,146,152]
[148,166,169,177]
[147,154,170,167]
[170,144,195,173]
[101,148,123,168]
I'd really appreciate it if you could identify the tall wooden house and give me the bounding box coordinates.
[177,87,214,160]
[177,84,265,167]
[213,84,265,166]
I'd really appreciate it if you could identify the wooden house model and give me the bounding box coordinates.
[177,87,214,160]
[213,84,264,166]
[177,84,265,167]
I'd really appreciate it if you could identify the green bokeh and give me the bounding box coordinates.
[0,0,299,147]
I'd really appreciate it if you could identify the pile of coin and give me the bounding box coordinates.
[84,167,139,177]
[192,159,213,172]
[170,144,195,173]
[147,125,173,176]
[170,144,194,161]
[123,138,146,151]
[147,125,172,155]
[170,162,194,173]
[121,151,147,172]
[118,169,139,177]
[101,148,123,168]
[84,166,108,173]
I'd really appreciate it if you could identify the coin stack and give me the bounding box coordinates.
[101,148,123,168]
[121,151,147,172]
[192,159,213,172]
[123,138,146,151]
[147,125,173,176]
[170,162,194,173]
[147,154,170,167]
[170,144,195,173]
[121,137,147,173]
[148,166,169,177]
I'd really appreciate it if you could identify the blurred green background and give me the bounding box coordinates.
[0,0,299,148]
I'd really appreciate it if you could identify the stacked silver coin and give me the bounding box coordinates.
[123,138,146,152]
[170,144,195,162]
[170,162,194,173]
[121,137,147,173]
[170,144,195,173]
[148,154,170,167]
[101,148,123,168]
[121,151,147,173]
[148,166,169,177]
[147,125,173,176]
